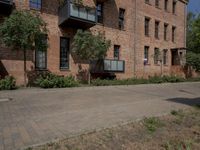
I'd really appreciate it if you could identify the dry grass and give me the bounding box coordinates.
[28,107,200,150]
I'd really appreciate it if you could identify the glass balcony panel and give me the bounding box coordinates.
[111,61,117,71]
[104,60,111,71]
[70,3,79,17]
[79,7,87,19]
[88,9,96,21]
[118,61,124,71]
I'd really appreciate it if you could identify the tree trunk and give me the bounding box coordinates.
[23,49,27,87]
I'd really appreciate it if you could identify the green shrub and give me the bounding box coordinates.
[143,117,164,133]
[91,75,185,86]
[0,76,16,90]
[35,73,79,88]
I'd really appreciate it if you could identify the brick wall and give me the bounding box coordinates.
[0,0,188,85]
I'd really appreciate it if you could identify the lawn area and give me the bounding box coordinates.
[27,106,200,150]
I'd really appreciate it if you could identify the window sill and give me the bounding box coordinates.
[144,63,151,66]
[155,6,161,9]
[35,68,48,71]
[145,2,152,6]
[60,68,70,71]
[155,37,159,40]
[145,35,150,37]
[154,64,160,66]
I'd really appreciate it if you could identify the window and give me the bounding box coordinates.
[29,0,41,10]
[155,0,159,7]
[154,48,159,64]
[155,21,159,39]
[145,0,150,4]
[163,49,168,65]
[114,45,120,60]
[172,26,176,42]
[97,3,103,24]
[119,8,125,30]
[144,46,149,64]
[172,1,176,14]
[35,35,47,70]
[164,0,168,11]
[164,23,168,41]
[60,37,70,69]
[145,17,150,36]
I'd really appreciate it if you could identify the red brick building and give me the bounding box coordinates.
[0,0,188,85]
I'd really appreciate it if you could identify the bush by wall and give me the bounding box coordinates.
[35,73,79,88]
[0,76,16,90]
[91,75,187,86]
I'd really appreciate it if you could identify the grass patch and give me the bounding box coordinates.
[163,139,193,150]
[143,117,164,133]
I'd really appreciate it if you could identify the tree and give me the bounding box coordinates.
[186,12,200,72]
[187,12,200,54]
[0,10,48,86]
[72,29,111,84]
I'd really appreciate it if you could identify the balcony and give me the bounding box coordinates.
[0,0,14,15]
[58,0,97,29]
[91,59,125,73]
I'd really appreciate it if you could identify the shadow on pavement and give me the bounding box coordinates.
[166,97,200,107]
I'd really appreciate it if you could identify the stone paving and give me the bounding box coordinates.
[0,82,200,150]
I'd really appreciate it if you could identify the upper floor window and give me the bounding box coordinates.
[145,17,150,36]
[114,45,120,60]
[155,21,159,39]
[164,0,168,11]
[172,26,176,42]
[164,23,168,40]
[97,3,103,24]
[172,0,177,14]
[155,0,159,8]
[29,0,41,10]
[119,8,125,30]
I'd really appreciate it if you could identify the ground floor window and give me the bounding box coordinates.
[163,49,168,65]
[154,48,159,65]
[60,37,70,69]
[144,46,149,64]
[35,35,47,70]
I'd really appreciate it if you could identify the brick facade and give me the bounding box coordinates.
[0,0,188,85]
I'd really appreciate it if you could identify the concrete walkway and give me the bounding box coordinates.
[0,82,200,150]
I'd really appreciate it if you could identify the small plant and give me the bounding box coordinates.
[143,117,164,133]
[0,76,16,90]
[171,110,179,116]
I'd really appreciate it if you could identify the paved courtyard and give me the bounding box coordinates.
[0,82,200,150]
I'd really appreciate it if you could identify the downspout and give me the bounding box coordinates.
[184,3,187,49]
[133,0,137,77]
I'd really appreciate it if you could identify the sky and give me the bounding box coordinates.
[188,0,200,14]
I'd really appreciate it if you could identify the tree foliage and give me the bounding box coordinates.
[186,12,200,72]
[72,29,111,61]
[187,12,200,54]
[0,10,48,86]
[0,10,48,51]
[186,52,200,72]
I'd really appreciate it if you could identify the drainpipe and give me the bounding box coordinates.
[184,3,187,49]
[133,0,137,77]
